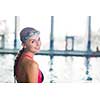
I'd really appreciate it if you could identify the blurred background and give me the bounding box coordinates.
[0,16,100,83]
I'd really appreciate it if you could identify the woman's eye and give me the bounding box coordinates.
[31,40,35,43]
[38,38,40,41]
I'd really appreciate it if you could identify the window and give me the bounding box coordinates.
[54,16,87,50]
[0,16,14,49]
[91,16,100,51]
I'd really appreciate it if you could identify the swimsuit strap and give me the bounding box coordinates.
[22,54,33,60]
[18,54,33,63]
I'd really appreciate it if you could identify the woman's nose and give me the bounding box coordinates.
[36,41,40,46]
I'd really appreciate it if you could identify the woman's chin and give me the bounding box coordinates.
[34,49,40,53]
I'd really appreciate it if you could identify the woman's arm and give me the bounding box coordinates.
[25,61,39,83]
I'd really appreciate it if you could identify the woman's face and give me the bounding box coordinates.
[23,34,41,53]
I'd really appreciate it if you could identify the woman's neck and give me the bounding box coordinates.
[23,51,34,59]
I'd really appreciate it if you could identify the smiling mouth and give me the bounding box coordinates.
[34,47,40,50]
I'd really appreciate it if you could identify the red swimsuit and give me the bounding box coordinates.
[16,54,44,83]
[38,69,44,83]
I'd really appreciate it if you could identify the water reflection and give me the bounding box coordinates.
[0,54,14,82]
[0,54,100,83]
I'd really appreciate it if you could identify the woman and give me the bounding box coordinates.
[14,27,44,83]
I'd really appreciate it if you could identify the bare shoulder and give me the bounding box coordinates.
[23,59,39,69]
[30,60,39,69]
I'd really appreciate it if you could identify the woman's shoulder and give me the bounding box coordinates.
[30,60,39,68]
[24,60,39,74]
[23,58,39,68]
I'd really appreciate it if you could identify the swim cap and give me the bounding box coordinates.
[20,27,40,42]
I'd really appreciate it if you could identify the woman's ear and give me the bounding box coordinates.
[22,43,26,49]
